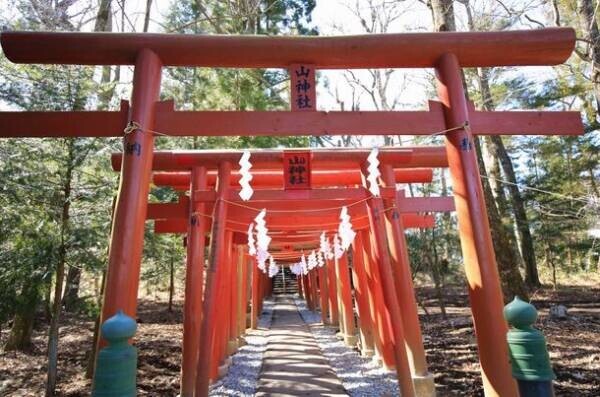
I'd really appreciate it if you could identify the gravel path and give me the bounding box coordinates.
[255,295,348,396]
[209,299,274,396]
[294,296,401,397]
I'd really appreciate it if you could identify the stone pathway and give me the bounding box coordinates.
[255,295,348,397]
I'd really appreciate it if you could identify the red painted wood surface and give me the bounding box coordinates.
[250,259,259,330]
[219,186,383,202]
[180,167,207,397]
[335,254,356,342]
[317,266,330,324]
[0,101,129,137]
[111,147,449,171]
[152,213,434,235]
[351,232,376,355]
[382,164,430,379]
[99,50,162,343]
[361,229,394,367]
[0,103,583,137]
[436,53,518,397]
[1,28,574,67]
[195,162,232,397]
[366,195,416,396]
[152,168,434,188]
[326,259,339,326]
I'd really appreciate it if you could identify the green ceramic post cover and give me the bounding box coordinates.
[92,310,138,397]
[504,297,555,382]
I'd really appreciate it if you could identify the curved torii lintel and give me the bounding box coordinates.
[1,28,574,68]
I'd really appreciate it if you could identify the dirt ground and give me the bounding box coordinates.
[0,284,598,396]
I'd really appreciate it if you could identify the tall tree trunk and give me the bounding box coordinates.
[85,269,106,379]
[485,141,507,209]
[86,195,117,379]
[143,0,153,32]
[577,0,600,121]
[168,250,175,313]
[63,267,81,311]
[62,0,114,314]
[4,280,38,351]
[45,140,75,397]
[476,66,541,287]
[429,0,528,300]
[474,139,529,300]
[428,227,447,318]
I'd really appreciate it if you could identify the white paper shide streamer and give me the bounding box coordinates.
[307,250,317,270]
[338,206,356,250]
[333,233,344,260]
[268,256,279,278]
[317,251,325,268]
[254,209,271,272]
[367,147,381,197]
[300,254,308,275]
[290,262,302,276]
[247,223,256,256]
[319,232,334,260]
[238,150,254,201]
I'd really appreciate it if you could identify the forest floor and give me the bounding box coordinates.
[0,283,598,396]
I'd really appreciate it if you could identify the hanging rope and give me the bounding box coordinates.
[219,195,373,214]
[123,121,170,137]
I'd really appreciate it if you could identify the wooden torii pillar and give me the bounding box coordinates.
[195,161,231,396]
[180,166,208,395]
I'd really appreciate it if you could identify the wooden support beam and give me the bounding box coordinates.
[152,168,435,189]
[436,53,518,397]
[325,259,339,327]
[351,232,376,357]
[1,28,575,67]
[0,101,129,137]
[195,162,231,397]
[361,229,394,368]
[250,259,259,330]
[335,254,357,346]
[317,266,330,325]
[1,100,582,138]
[99,49,162,347]
[180,167,207,397]
[152,213,435,235]
[193,187,393,202]
[366,195,416,396]
[382,165,435,395]
[112,147,449,171]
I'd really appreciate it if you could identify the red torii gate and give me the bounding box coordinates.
[130,148,455,396]
[0,28,583,397]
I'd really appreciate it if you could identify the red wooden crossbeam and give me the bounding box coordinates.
[146,195,454,221]
[153,213,434,234]
[0,99,583,138]
[152,168,434,189]
[112,147,448,171]
[0,101,129,138]
[192,187,393,202]
[1,29,574,68]
[396,194,455,213]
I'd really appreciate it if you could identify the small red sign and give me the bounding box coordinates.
[283,151,311,190]
[289,63,316,111]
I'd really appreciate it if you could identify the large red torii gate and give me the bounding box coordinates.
[0,28,584,397]
[130,147,455,396]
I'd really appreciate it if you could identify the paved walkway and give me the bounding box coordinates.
[255,295,348,397]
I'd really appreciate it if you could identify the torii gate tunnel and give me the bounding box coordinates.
[0,28,583,397]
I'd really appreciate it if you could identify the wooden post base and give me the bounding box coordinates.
[413,374,436,397]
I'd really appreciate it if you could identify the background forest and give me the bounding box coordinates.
[0,0,598,396]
